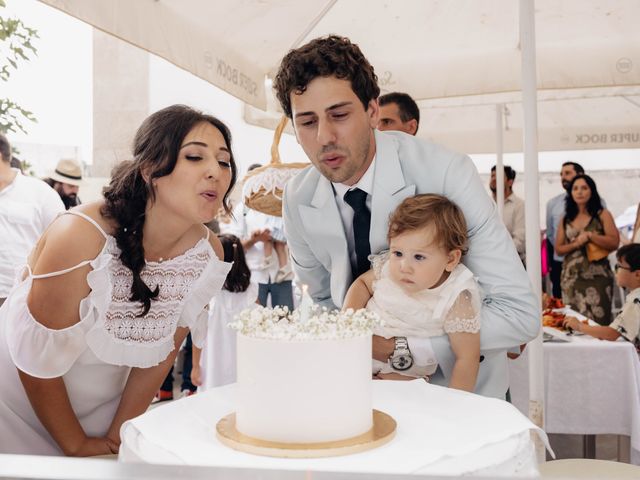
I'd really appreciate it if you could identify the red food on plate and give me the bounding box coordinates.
[542,294,565,310]
[542,309,566,330]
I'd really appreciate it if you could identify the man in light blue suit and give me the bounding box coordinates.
[274,35,539,399]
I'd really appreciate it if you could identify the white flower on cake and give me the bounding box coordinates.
[229,304,382,340]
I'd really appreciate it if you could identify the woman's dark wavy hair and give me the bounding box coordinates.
[563,174,603,226]
[273,35,380,119]
[218,234,251,293]
[101,105,237,316]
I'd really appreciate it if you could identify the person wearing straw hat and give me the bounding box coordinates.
[45,158,83,210]
[274,35,538,399]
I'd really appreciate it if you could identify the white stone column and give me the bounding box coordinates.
[91,29,149,178]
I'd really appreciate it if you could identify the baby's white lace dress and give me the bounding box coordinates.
[367,252,482,377]
[367,251,482,339]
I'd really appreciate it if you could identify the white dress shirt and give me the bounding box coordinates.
[498,193,525,263]
[332,157,375,275]
[0,169,65,296]
[545,192,566,262]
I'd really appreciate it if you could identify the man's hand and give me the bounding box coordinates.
[372,335,395,362]
[507,343,527,360]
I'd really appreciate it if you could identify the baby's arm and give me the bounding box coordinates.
[342,269,376,311]
[444,288,481,392]
[448,331,480,392]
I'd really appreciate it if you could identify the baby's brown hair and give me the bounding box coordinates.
[387,194,469,255]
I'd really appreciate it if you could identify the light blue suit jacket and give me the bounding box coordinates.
[283,130,539,398]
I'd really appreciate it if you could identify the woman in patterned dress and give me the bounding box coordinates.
[0,105,237,456]
[555,174,619,325]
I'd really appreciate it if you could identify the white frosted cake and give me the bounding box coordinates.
[229,305,381,444]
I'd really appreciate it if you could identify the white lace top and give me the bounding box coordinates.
[4,211,232,378]
[367,252,481,339]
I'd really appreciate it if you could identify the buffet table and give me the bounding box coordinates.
[119,380,549,477]
[508,327,640,464]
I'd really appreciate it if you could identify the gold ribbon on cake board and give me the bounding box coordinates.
[216,410,396,458]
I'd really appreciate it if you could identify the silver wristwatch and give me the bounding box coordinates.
[389,336,413,371]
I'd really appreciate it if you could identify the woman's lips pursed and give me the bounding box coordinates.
[200,191,218,201]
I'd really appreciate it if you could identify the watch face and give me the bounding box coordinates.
[391,354,413,371]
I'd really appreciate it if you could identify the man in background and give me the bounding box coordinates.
[44,158,83,210]
[377,92,420,136]
[490,165,526,264]
[0,133,64,306]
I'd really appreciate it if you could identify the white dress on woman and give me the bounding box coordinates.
[199,283,259,390]
[367,252,482,377]
[0,211,231,455]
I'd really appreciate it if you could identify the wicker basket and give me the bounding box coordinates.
[242,116,309,217]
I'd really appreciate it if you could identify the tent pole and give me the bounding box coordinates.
[520,0,545,462]
[496,104,505,217]
[288,0,338,49]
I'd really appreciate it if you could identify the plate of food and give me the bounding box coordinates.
[542,330,571,342]
[542,294,565,311]
[541,300,589,340]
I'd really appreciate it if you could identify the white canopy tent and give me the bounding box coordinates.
[245,86,640,154]
[37,0,640,459]
[38,0,640,156]
[38,0,640,114]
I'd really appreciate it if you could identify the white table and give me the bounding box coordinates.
[120,381,548,477]
[508,329,640,464]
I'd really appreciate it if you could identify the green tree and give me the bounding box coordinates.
[0,0,38,134]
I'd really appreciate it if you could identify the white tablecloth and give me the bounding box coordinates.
[509,331,640,464]
[120,380,548,477]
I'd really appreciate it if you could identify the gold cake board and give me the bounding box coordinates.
[216,409,396,458]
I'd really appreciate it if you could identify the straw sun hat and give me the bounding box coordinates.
[49,158,83,187]
[242,116,309,217]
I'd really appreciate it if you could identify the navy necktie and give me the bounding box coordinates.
[343,188,371,279]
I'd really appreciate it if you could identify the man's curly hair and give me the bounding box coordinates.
[273,35,380,118]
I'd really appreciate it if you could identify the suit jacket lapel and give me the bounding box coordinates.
[370,131,416,254]
[298,177,351,305]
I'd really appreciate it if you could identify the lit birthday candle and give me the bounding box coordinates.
[298,284,313,324]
